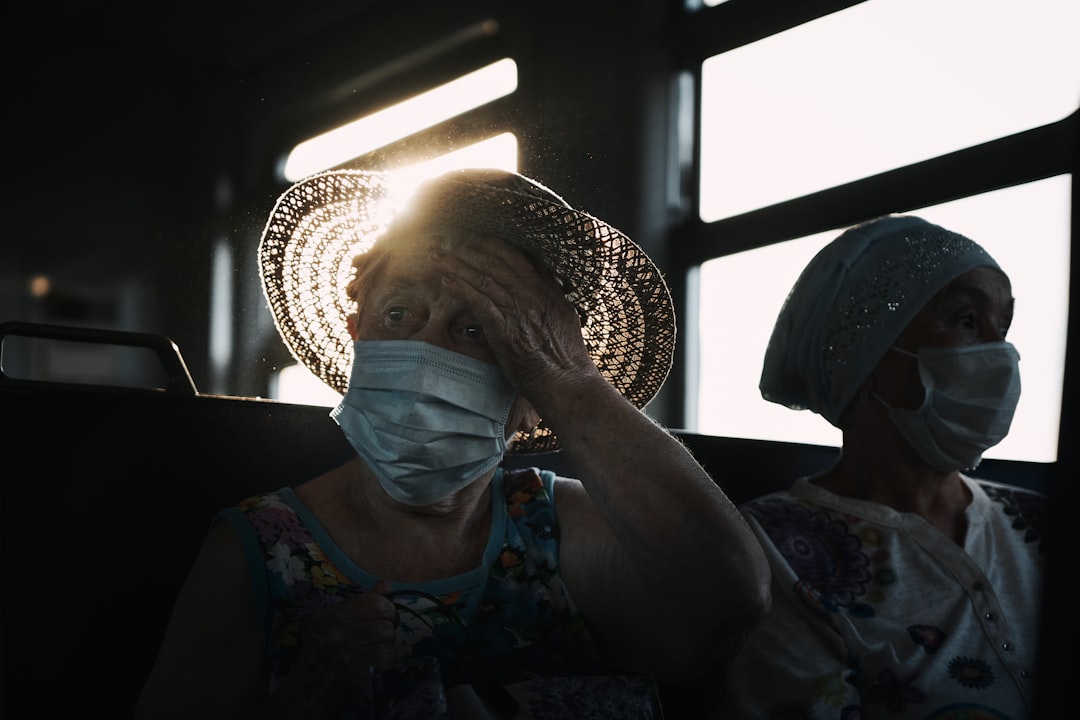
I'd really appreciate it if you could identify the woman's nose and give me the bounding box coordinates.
[410,304,455,349]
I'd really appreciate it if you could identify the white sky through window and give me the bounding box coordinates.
[694,176,1071,463]
[283,58,518,182]
[693,0,1076,462]
[699,0,1079,221]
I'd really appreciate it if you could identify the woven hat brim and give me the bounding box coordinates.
[258,169,676,453]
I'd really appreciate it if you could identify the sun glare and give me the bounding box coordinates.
[272,134,520,407]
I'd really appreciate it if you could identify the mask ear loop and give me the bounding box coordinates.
[890,345,919,359]
[861,345,919,408]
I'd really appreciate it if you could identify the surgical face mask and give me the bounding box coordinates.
[331,340,516,506]
[875,342,1021,473]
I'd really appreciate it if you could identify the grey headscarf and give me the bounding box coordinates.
[759,215,1002,428]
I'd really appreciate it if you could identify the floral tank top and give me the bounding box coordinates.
[217,466,607,693]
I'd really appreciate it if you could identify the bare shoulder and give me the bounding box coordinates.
[552,475,595,522]
[550,475,614,565]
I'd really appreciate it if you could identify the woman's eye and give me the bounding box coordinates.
[463,323,485,340]
[386,306,408,323]
[957,312,976,329]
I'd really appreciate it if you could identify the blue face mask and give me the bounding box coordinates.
[331,340,517,506]
[875,341,1021,473]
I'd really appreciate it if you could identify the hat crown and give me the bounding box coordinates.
[407,168,573,214]
[481,170,571,208]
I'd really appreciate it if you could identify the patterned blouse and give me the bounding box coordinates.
[217,466,661,718]
[715,475,1045,720]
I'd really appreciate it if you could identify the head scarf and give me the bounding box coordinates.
[759,214,1002,427]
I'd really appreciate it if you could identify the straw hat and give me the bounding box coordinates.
[258,167,675,453]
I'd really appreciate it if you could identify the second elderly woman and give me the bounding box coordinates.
[715,215,1044,719]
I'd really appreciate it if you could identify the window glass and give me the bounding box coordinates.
[692,175,1070,463]
[283,58,518,181]
[699,0,1079,221]
[272,363,344,407]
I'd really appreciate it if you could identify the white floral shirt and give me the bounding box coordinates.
[715,475,1045,720]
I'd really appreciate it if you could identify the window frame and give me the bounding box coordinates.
[664,0,1079,447]
[665,6,1077,714]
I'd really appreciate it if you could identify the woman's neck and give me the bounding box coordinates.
[298,458,497,582]
[810,445,972,545]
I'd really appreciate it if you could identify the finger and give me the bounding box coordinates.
[370,578,393,595]
[369,580,403,630]
[349,593,400,625]
[306,617,399,658]
[451,236,537,276]
[438,251,513,295]
[309,596,400,640]
[442,250,566,316]
[440,242,546,297]
[440,270,514,320]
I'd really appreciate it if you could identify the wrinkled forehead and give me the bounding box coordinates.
[945,264,1011,292]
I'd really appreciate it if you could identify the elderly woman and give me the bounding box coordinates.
[715,215,1044,719]
[136,168,771,719]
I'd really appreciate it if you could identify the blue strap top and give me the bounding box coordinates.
[218,466,604,689]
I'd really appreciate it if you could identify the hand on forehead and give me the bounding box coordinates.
[433,232,555,283]
[444,231,530,260]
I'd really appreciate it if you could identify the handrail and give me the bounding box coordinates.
[0,320,199,396]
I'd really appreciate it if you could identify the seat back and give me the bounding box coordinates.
[0,321,1053,715]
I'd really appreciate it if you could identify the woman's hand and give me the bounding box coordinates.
[437,236,597,396]
[270,580,400,715]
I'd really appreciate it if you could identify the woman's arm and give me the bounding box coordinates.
[136,516,400,719]
[135,521,269,719]
[709,529,858,718]
[548,383,772,680]
[440,236,772,680]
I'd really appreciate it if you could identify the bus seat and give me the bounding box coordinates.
[0,321,1053,716]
